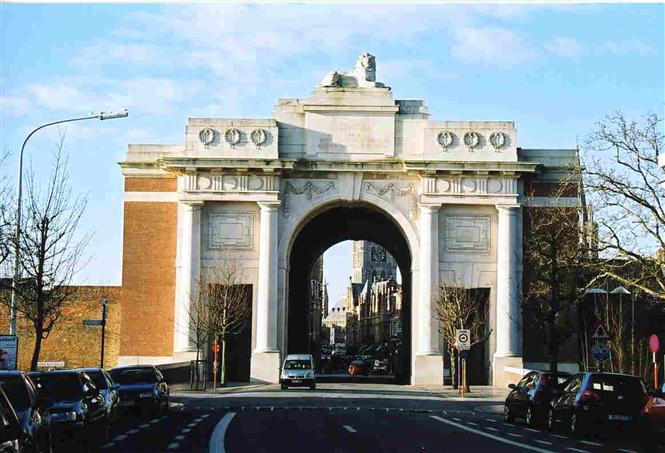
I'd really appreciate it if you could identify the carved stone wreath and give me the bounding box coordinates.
[250,128,268,147]
[199,128,216,146]
[437,131,455,151]
[463,131,481,150]
[224,128,242,146]
[282,180,336,218]
[489,131,506,150]
[364,182,414,201]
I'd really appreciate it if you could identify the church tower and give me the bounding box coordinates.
[351,241,397,286]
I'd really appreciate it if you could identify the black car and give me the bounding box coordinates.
[0,388,22,453]
[547,372,648,436]
[108,366,169,416]
[77,368,120,423]
[504,370,571,427]
[0,371,50,452]
[29,370,108,449]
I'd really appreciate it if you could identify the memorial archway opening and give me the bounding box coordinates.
[287,203,412,384]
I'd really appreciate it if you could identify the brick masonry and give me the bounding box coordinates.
[124,177,177,193]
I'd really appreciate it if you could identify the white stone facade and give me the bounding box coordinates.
[120,54,578,385]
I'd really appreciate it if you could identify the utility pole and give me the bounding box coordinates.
[100,298,108,369]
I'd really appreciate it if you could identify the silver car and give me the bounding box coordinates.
[280,354,316,390]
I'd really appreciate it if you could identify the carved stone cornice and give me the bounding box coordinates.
[183,173,279,193]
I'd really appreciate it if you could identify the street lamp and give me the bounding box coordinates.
[9,110,129,335]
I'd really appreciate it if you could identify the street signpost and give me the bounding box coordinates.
[82,297,109,368]
[592,324,610,372]
[649,334,660,388]
[455,329,471,397]
[0,335,18,370]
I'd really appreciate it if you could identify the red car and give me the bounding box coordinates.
[641,391,665,450]
[348,360,370,376]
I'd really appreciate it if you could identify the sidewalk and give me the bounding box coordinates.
[170,381,271,393]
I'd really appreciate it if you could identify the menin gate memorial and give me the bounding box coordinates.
[119,53,578,385]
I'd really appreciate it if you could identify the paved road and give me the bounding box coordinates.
[96,384,656,453]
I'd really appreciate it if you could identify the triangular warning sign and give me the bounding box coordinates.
[592,324,609,339]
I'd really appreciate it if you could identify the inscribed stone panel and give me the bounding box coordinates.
[443,215,491,253]
[208,212,254,250]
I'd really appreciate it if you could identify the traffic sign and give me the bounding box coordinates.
[591,343,610,363]
[455,329,471,351]
[82,319,103,327]
[649,334,660,353]
[592,324,609,340]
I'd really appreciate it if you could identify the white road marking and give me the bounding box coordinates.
[149,419,160,424]
[167,443,179,450]
[524,428,540,433]
[343,425,357,433]
[485,418,498,423]
[209,412,236,453]
[452,417,461,421]
[430,416,555,453]
[139,424,150,429]
[467,422,478,426]
[187,423,197,428]
[128,429,139,435]
[566,449,590,453]
[101,442,115,449]
[182,428,191,433]
[175,435,185,440]
[579,441,603,447]
[508,433,524,438]
[550,434,567,439]
[618,449,641,453]
[534,440,553,446]
[113,434,128,442]
[486,427,498,432]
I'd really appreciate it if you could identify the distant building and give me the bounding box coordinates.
[322,305,347,345]
[308,256,324,354]
[352,241,397,286]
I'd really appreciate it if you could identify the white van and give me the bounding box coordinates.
[280,354,316,390]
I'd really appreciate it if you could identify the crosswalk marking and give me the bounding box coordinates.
[343,425,357,433]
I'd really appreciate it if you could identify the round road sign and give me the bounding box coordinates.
[649,334,660,353]
[591,343,610,363]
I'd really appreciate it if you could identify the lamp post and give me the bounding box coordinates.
[10,110,128,335]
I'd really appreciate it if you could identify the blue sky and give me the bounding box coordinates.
[1,3,663,305]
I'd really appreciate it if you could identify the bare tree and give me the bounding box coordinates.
[0,139,90,370]
[583,112,665,300]
[199,260,251,387]
[433,284,492,390]
[521,172,591,373]
[0,151,13,267]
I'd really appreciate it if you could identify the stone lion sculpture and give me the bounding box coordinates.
[318,52,387,88]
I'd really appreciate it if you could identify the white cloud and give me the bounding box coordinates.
[601,39,655,56]
[545,37,588,58]
[0,95,33,117]
[451,26,536,68]
[73,41,165,67]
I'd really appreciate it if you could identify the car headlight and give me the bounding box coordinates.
[281,371,288,379]
[139,391,153,398]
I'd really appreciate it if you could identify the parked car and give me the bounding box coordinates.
[348,360,370,376]
[640,388,665,451]
[280,354,316,390]
[29,370,108,449]
[108,365,169,415]
[0,371,50,452]
[0,387,22,453]
[504,370,571,427]
[547,372,648,436]
[77,368,119,422]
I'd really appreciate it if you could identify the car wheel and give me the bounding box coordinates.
[525,406,535,427]
[547,409,555,431]
[503,405,515,423]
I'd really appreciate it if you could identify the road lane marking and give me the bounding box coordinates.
[508,433,524,438]
[113,434,128,442]
[485,418,498,423]
[182,428,191,433]
[101,442,115,449]
[524,428,540,433]
[618,449,641,453]
[452,417,461,421]
[343,425,357,433]
[139,424,150,429]
[486,427,498,432]
[209,412,236,453]
[566,449,589,453]
[128,429,139,435]
[175,435,185,440]
[534,440,552,446]
[467,422,478,426]
[550,434,567,439]
[430,416,555,453]
[167,443,179,450]
[187,423,197,428]
[579,441,602,447]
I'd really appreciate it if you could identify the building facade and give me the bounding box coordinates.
[118,53,579,385]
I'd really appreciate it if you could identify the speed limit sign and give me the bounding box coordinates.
[456,329,471,351]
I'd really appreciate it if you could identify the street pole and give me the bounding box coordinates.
[9,110,128,335]
[631,298,635,375]
[100,298,108,369]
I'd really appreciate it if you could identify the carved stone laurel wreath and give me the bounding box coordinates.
[199,128,216,146]
[224,128,242,146]
[436,131,455,151]
[489,131,506,150]
[282,180,336,218]
[463,131,481,150]
[250,128,268,147]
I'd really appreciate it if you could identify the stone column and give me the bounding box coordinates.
[414,204,443,385]
[175,200,203,354]
[251,201,281,382]
[494,205,523,385]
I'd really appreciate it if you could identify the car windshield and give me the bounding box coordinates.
[284,360,311,370]
[590,375,646,397]
[33,374,83,400]
[540,373,571,386]
[0,377,30,411]
[85,371,108,390]
[109,369,156,385]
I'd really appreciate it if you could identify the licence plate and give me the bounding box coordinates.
[291,380,301,384]
[119,401,135,407]
[608,414,631,421]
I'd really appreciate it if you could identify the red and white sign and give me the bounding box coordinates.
[649,334,660,353]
